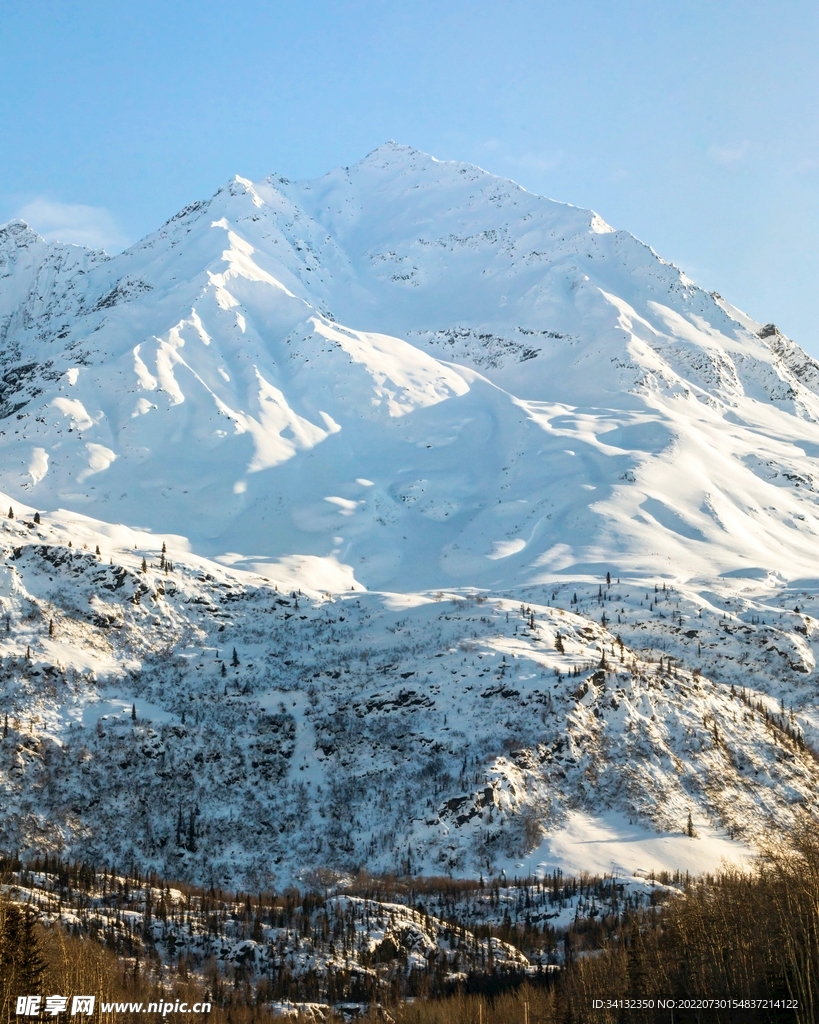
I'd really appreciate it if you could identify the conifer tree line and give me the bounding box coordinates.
[3,833,819,1022]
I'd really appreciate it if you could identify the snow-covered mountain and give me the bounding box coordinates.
[3,143,819,887]
[4,141,819,591]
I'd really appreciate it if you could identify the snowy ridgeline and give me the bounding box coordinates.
[2,144,819,596]
[0,507,816,889]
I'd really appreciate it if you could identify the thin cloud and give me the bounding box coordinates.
[474,140,564,176]
[707,141,749,166]
[512,151,565,174]
[794,158,819,176]
[14,198,128,252]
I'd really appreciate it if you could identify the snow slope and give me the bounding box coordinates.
[3,144,819,591]
[0,504,814,888]
[3,144,819,885]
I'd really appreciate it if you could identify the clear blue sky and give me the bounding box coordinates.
[2,1,817,350]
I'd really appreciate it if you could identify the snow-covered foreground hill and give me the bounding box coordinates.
[0,503,815,888]
[2,144,819,884]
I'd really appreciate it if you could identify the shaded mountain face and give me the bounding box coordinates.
[2,142,819,592]
[0,506,814,888]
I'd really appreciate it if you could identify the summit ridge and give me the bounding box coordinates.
[1,145,818,591]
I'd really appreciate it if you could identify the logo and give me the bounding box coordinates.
[16,996,95,1017]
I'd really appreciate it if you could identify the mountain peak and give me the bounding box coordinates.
[360,139,430,163]
[0,145,814,594]
[0,218,42,250]
[352,140,490,182]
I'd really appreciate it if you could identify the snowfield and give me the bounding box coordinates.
[1,143,819,886]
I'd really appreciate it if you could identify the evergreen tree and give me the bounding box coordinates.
[555,631,565,654]
[231,647,239,667]
[131,703,137,722]
[33,512,40,524]
[0,904,46,995]
[141,557,148,573]
[186,811,197,853]
[3,713,7,738]
[48,619,54,637]
[7,507,13,519]
[17,910,45,991]
[624,919,648,997]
